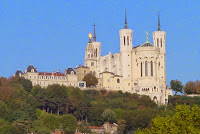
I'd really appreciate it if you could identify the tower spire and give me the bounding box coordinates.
[158,11,161,31]
[124,9,128,29]
[92,23,96,42]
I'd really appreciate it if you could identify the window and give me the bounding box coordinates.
[127,36,129,45]
[161,38,162,47]
[96,48,98,57]
[91,62,94,66]
[34,76,36,79]
[117,78,120,83]
[128,83,130,86]
[141,63,143,77]
[145,61,148,76]
[124,36,125,45]
[84,70,86,74]
[107,79,110,82]
[157,38,159,47]
[88,54,90,58]
[91,54,93,58]
[151,61,153,76]
[29,76,31,79]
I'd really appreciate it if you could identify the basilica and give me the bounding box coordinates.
[15,11,172,105]
[84,11,172,104]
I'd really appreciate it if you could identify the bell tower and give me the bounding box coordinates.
[119,10,133,91]
[119,10,133,77]
[152,12,166,85]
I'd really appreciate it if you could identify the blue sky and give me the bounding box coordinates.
[0,0,199,86]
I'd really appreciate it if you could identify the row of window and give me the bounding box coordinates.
[34,82,76,86]
[87,48,98,58]
[142,87,159,92]
[107,78,121,83]
[29,75,67,80]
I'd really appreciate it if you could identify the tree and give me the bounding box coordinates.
[117,120,126,134]
[185,80,200,94]
[135,104,200,134]
[170,80,184,95]
[59,114,77,134]
[82,73,98,87]
[101,109,117,123]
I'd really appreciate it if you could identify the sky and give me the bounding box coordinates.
[0,0,199,86]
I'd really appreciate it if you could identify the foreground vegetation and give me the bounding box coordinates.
[0,77,200,134]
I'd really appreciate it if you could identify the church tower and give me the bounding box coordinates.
[84,24,101,77]
[152,12,166,85]
[119,10,133,91]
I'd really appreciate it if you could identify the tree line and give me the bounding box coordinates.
[170,79,200,95]
[0,76,200,133]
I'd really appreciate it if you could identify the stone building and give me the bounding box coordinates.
[14,65,86,88]
[14,11,172,105]
[84,11,172,105]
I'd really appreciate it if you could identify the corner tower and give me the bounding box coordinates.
[152,12,166,85]
[119,10,133,91]
[84,24,101,77]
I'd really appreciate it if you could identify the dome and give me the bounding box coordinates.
[141,41,153,47]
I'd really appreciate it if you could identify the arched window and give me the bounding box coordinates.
[124,36,125,45]
[157,38,159,47]
[145,61,148,76]
[127,36,129,45]
[161,38,162,47]
[151,61,153,76]
[141,63,143,77]
[91,54,93,58]
[96,48,98,57]
[117,78,120,83]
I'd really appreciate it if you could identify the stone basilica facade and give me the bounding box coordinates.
[84,12,172,104]
[15,12,172,105]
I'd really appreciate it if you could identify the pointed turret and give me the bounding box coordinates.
[124,9,128,29]
[93,23,96,42]
[158,11,161,31]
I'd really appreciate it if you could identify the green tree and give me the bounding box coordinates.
[136,104,200,134]
[117,120,126,134]
[47,84,68,115]
[82,73,98,87]
[170,79,184,95]
[101,108,117,123]
[88,104,105,126]
[9,77,33,92]
[60,114,77,134]
[18,78,33,92]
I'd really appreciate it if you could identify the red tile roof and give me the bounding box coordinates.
[88,126,104,129]
[39,72,66,76]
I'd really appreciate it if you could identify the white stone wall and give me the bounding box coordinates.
[84,27,172,105]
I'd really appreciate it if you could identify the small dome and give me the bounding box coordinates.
[141,41,153,47]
